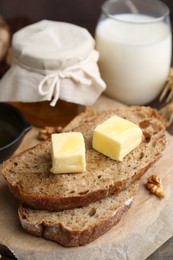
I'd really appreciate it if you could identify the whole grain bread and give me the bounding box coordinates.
[18,182,138,247]
[2,106,166,211]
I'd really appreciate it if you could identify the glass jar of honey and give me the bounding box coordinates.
[0,20,106,127]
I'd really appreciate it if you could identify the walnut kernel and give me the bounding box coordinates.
[38,126,63,140]
[146,174,165,199]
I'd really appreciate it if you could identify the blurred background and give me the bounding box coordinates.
[0,0,173,33]
[0,0,105,35]
[0,0,173,77]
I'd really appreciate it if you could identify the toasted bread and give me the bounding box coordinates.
[2,106,166,210]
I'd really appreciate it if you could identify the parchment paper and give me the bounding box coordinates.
[0,95,173,260]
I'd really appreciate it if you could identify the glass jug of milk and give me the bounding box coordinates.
[95,0,172,105]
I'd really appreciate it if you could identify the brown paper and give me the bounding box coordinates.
[0,95,173,260]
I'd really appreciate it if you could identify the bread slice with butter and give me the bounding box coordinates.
[18,182,138,247]
[2,106,166,211]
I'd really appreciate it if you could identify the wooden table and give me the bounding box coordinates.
[147,237,173,259]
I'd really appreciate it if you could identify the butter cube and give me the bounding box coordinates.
[50,132,86,174]
[92,115,143,161]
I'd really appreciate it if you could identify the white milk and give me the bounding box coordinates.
[96,14,172,105]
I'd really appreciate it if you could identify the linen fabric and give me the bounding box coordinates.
[0,20,106,106]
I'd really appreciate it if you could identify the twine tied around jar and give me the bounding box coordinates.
[38,69,91,107]
[0,20,106,106]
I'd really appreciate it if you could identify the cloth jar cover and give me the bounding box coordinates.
[0,20,106,106]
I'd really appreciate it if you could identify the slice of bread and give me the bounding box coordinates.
[2,106,166,211]
[18,182,138,247]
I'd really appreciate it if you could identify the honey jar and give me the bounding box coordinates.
[0,20,106,127]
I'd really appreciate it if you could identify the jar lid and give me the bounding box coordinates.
[0,20,106,106]
[12,20,95,70]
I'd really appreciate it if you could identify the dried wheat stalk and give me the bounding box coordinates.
[159,68,173,126]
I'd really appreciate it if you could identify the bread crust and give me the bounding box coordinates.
[18,195,133,247]
[2,106,166,211]
[7,159,154,211]
[19,203,130,247]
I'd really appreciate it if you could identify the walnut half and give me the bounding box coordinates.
[38,126,63,141]
[146,175,165,199]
